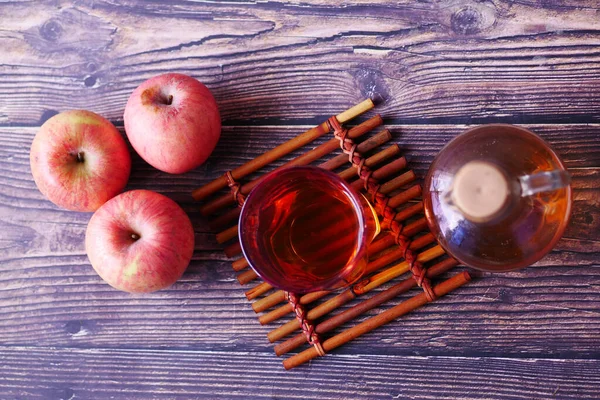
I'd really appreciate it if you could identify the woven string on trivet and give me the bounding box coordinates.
[327,116,437,302]
[224,170,326,356]
[285,292,326,356]
[224,171,246,206]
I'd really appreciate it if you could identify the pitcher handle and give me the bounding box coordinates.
[519,170,571,197]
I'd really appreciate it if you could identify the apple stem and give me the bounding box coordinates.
[166,95,173,105]
[131,233,140,241]
[76,152,85,163]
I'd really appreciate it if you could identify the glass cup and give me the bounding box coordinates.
[239,166,380,293]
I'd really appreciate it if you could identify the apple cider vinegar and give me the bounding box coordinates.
[239,167,379,293]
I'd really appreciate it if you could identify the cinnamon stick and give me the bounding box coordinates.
[388,185,422,209]
[394,202,424,222]
[367,232,396,257]
[200,115,383,216]
[338,151,404,182]
[232,257,249,271]
[353,245,446,295]
[209,127,392,233]
[209,207,243,233]
[245,281,273,300]
[237,269,258,285]
[216,225,239,245]
[283,271,472,370]
[192,99,374,201]
[224,241,241,258]
[378,171,417,194]
[274,257,459,355]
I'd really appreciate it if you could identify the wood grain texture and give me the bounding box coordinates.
[1,347,600,399]
[1,0,600,398]
[1,1,600,126]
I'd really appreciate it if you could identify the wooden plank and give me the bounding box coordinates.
[1,1,600,125]
[0,347,599,399]
[2,123,599,191]
[2,124,597,236]
[0,259,599,357]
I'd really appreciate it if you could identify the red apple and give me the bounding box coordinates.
[85,189,195,293]
[30,110,131,212]
[124,73,221,174]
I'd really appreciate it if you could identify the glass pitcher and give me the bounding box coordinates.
[423,124,572,272]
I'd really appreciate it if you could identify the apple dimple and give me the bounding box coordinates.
[74,151,85,163]
[141,87,174,107]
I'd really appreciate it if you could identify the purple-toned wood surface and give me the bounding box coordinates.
[1,1,599,399]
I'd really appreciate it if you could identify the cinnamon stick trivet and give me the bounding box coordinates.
[192,98,374,201]
[282,272,471,370]
[269,114,449,364]
[192,101,472,369]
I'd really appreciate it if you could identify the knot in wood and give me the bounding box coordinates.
[451,6,483,35]
[40,19,63,42]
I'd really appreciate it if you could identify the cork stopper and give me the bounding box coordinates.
[450,161,510,222]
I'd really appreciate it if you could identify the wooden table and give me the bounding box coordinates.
[1,1,599,399]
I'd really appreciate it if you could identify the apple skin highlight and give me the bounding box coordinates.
[85,190,195,293]
[124,73,221,174]
[30,110,131,212]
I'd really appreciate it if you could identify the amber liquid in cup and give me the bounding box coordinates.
[239,166,379,293]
